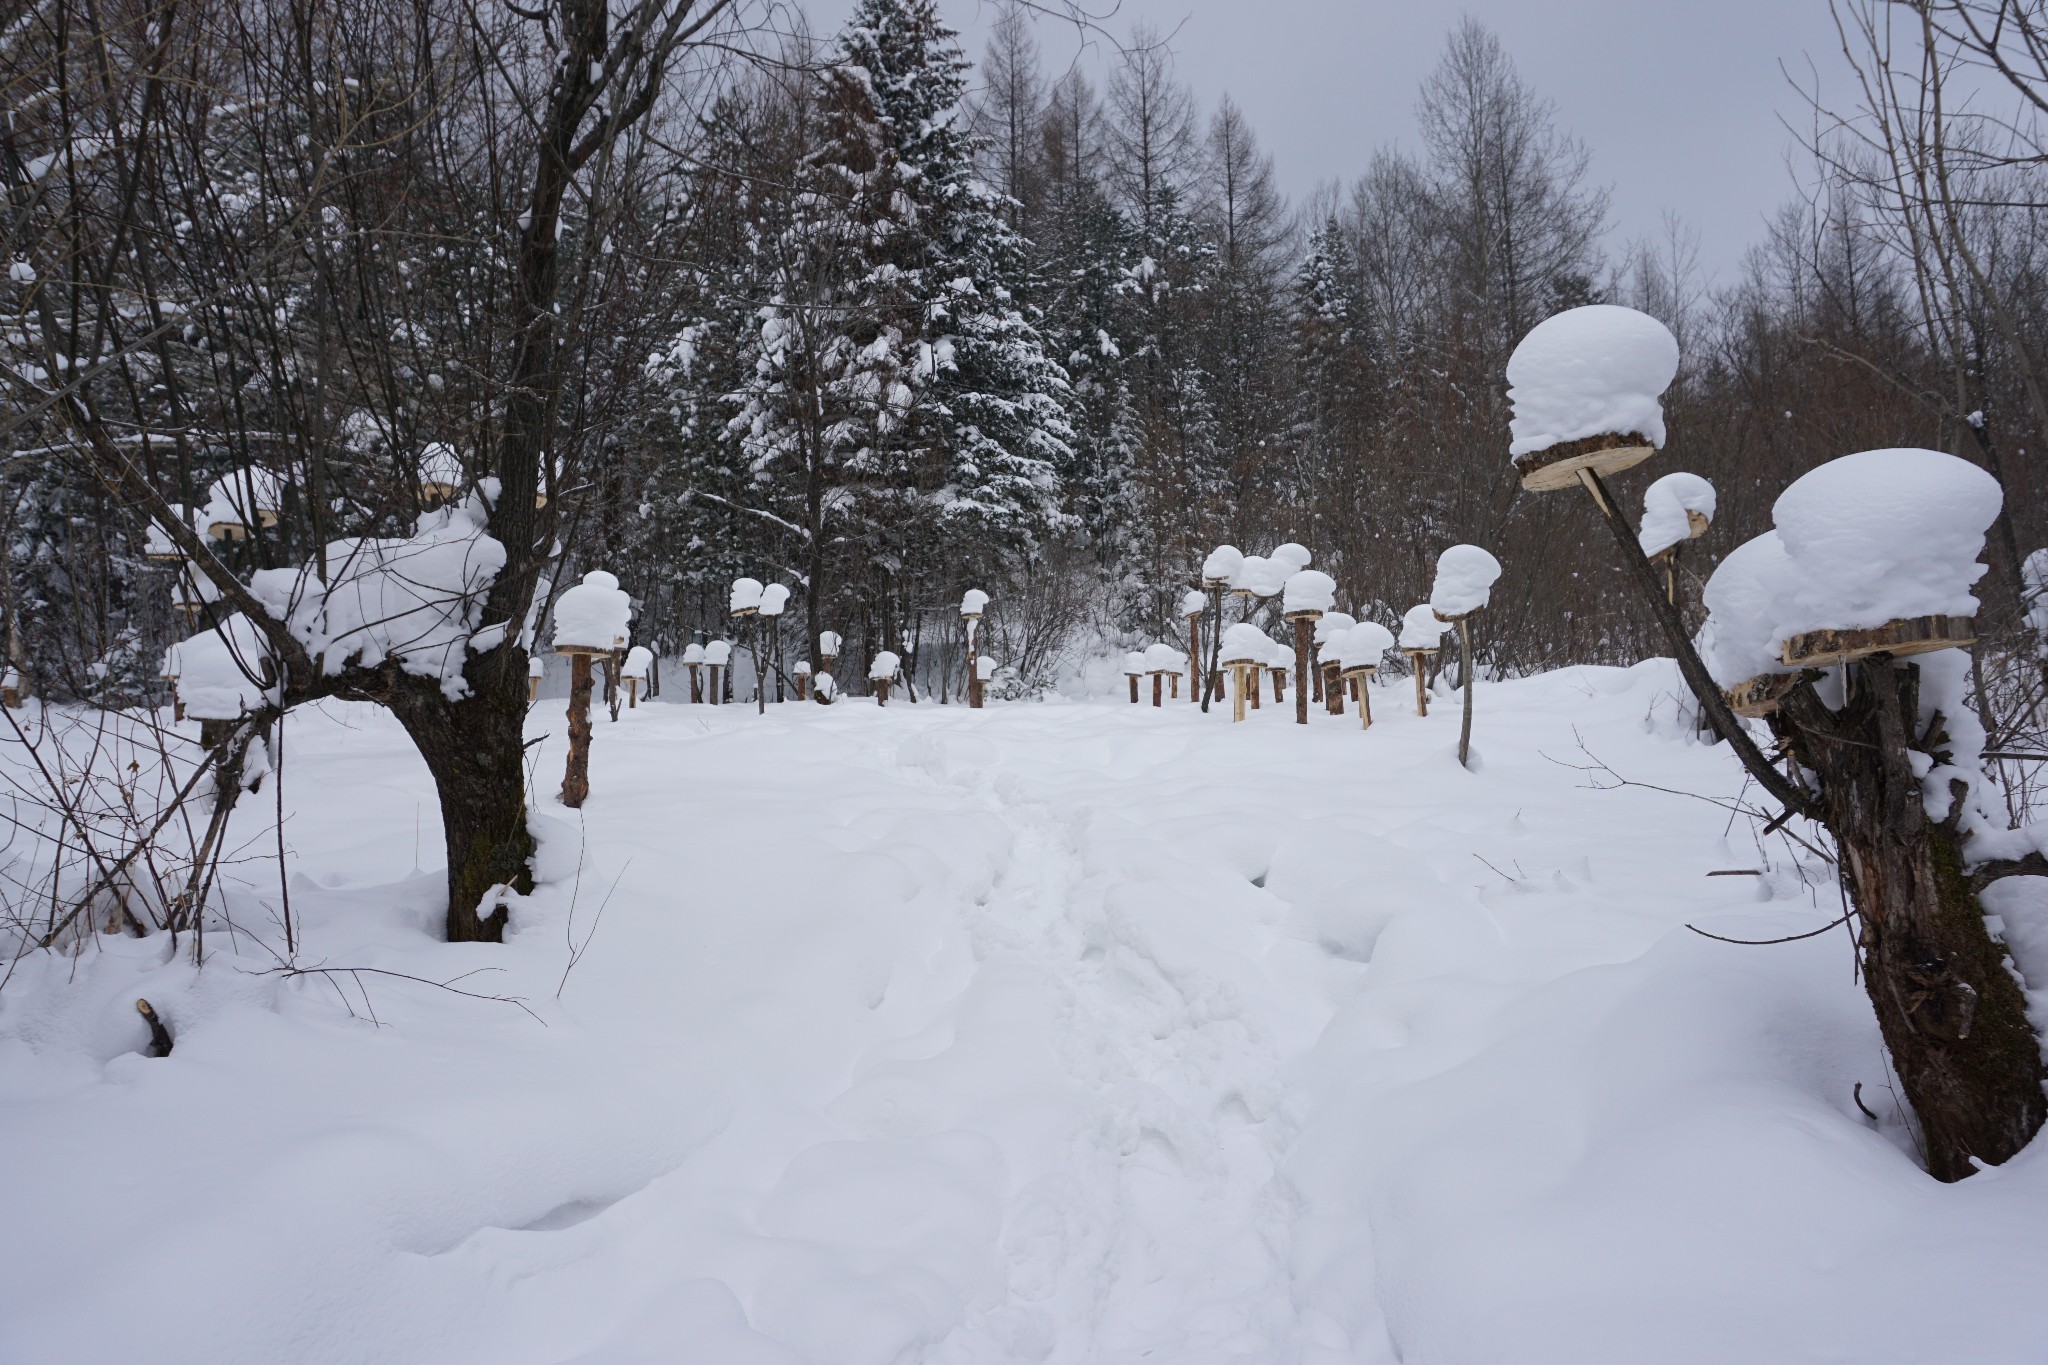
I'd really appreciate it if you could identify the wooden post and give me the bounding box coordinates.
[1409,651,1432,716]
[1248,666,1262,709]
[1324,661,1344,716]
[1287,612,1318,726]
[1458,618,1474,767]
[687,662,702,704]
[1187,612,1203,703]
[1230,664,1250,722]
[876,677,891,707]
[708,664,721,705]
[1344,668,1376,729]
[1272,668,1285,703]
[626,677,639,709]
[1169,673,1179,698]
[560,651,594,808]
[1129,673,1140,703]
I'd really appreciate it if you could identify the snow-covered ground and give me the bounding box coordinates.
[5,664,2048,1364]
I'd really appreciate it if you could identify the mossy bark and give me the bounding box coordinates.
[1775,661,2046,1181]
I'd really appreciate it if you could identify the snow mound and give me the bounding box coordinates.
[1283,570,1337,615]
[1202,544,1243,584]
[1430,545,1503,619]
[553,571,632,653]
[175,614,275,719]
[1639,472,1717,558]
[1698,532,1798,686]
[1507,305,1679,458]
[1771,448,2000,637]
[1335,621,1395,671]
[1400,604,1449,651]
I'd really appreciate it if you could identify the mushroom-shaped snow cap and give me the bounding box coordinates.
[1202,544,1244,583]
[1639,472,1718,557]
[1180,589,1209,617]
[1271,543,1312,573]
[960,588,990,617]
[759,583,791,617]
[1430,545,1503,619]
[1399,604,1449,651]
[1507,304,1679,458]
[1142,642,1185,672]
[1283,569,1337,615]
[819,631,843,656]
[975,655,996,681]
[1337,621,1395,671]
[682,642,705,664]
[1263,636,1291,670]
[1219,622,1268,664]
[793,659,813,676]
[1314,611,1357,646]
[869,650,902,681]
[729,577,764,614]
[528,655,546,678]
[1234,555,1289,598]
[553,570,632,651]
[1770,447,2001,635]
[1700,530,1798,686]
[704,640,733,666]
[1123,651,1148,676]
[622,645,653,679]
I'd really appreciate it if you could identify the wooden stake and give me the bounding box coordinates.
[561,652,593,808]
[876,677,890,707]
[1231,663,1249,722]
[1291,614,1315,725]
[1187,613,1202,703]
[627,677,639,709]
[1457,618,1474,768]
[1409,651,1430,716]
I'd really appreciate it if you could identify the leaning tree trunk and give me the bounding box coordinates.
[1775,661,2046,1180]
[388,657,537,944]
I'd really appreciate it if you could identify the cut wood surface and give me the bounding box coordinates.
[1779,615,1976,669]
[1512,430,1656,492]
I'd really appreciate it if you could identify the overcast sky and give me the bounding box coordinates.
[809,0,1858,286]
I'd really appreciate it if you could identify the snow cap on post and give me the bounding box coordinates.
[1639,472,1717,557]
[528,655,545,679]
[1699,531,1798,688]
[975,655,996,681]
[960,588,989,618]
[1123,651,1147,677]
[1219,622,1268,664]
[1337,621,1395,671]
[869,650,901,682]
[681,642,705,665]
[622,645,653,680]
[1430,545,1503,620]
[1282,569,1337,616]
[793,659,812,676]
[758,583,790,617]
[552,570,632,653]
[1271,543,1312,573]
[1313,611,1357,646]
[819,631,842,657]
[1232,555,1288,598]
[1506,305,1678,490]
[1202,544,1244,587]
[1400,604,1450,651]
[704,640,733,667]
[1770,447,2000,639]
[728,576,764,615]
[1180,589,1208,618]
[1143,642,1186,673]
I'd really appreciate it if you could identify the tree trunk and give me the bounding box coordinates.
[560,653,594,809]
[1775,662,2046,1181]
[388,661,536,944]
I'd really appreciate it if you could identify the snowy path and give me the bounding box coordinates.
[8,666,2048,1364]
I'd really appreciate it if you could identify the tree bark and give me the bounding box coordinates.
[1774,663,2046,1181]
[1292,616,1313,724]
[560,653,594,810]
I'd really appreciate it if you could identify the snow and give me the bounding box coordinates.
[1283,569,1337,615]
[1271,542,1312,573]
[160,642,183,679]
[418,443,463,490]
[1314,611,1357,646]
[552,570,632,653]
[1181,590,1209,617]
[173,613,275,719]
[1218,622,1270,664]
[820,631,843,657]
[528,656,545,679]
[682,642,706,666]
[1142,643,1185,673]
[729,577,765,614]
[1770,448,2000,637]
[1506,305,1679,458]
[1123,651,1147,676]
[1399,604,1448,651]
[703,640,733,667]
[759,584,791,618]
[1638,471,1717,558]
[1202,544,1244,584]
[813,670,838,701]
[1232,555,1289,599]
[961,588,990,617]
[975,655,996,681]
[1698,532,1800,686]
[205,466,285,524]
[869,650,901,681]
[247,495,509,700]
[793,660,813,677]
[1429,545,1503,619]
[143,503,197,559]
[9,665,2042,1363]
[621,646,653,681]
[1335,621,1395,671]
